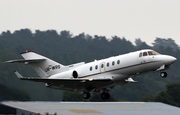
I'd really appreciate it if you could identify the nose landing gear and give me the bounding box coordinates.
[160,72,167,78]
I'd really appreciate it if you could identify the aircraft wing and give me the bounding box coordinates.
[14,71,114,90]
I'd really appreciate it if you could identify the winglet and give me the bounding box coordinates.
[14,71,24,78]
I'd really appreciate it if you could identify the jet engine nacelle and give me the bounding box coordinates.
[50,67,85,79]
[72,70,78,78]
[49,70,73,79]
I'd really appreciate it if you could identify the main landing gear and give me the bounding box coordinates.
[160,72,167,78]
[82,92,91,99]
[82,91,110,100]
[101,92,110,100]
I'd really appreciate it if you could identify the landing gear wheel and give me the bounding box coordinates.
[101,93,110,100]
[160,72,167,78]
[82,92,91,99]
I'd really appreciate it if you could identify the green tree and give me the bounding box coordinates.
[0,83,30,101]
[89,93,116,102]
[166,83,180,106]
[152,38,178,51]
[155,91,177,106]
[62,91,88,101]
[142,83,180,107]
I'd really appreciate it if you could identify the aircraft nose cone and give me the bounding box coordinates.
[172,57,177,62]
[166,56,177,64]
[170,56,177,62]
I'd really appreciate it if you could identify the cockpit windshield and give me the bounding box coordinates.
[139,50,160,57]
[148,51,159,55]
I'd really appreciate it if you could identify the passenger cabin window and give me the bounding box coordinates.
[139,52,142,57]
[101,64,104,68]
[143,52,148,56]
[95,65,98,70]
[117,60,120,64]
[107,62,109,67]
[112,61,115,66]
[90,66,92,71]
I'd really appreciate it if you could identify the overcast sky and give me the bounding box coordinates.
[0,0,180,46]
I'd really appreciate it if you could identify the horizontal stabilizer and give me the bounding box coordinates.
[6,51,66,78]
[6,59,45,63]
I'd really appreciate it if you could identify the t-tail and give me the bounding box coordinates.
[6,51,67,78]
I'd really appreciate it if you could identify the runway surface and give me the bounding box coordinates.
[2,101,180,115]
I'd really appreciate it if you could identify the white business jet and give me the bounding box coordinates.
[6,49,176,99]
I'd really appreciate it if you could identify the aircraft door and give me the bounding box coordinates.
[140,51,151,72]
[100,62,106,73]
[141,52,150,63]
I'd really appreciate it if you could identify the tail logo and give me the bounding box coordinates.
[45,65,60,72]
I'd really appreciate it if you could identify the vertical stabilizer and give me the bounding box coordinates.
[20,51,67,78]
